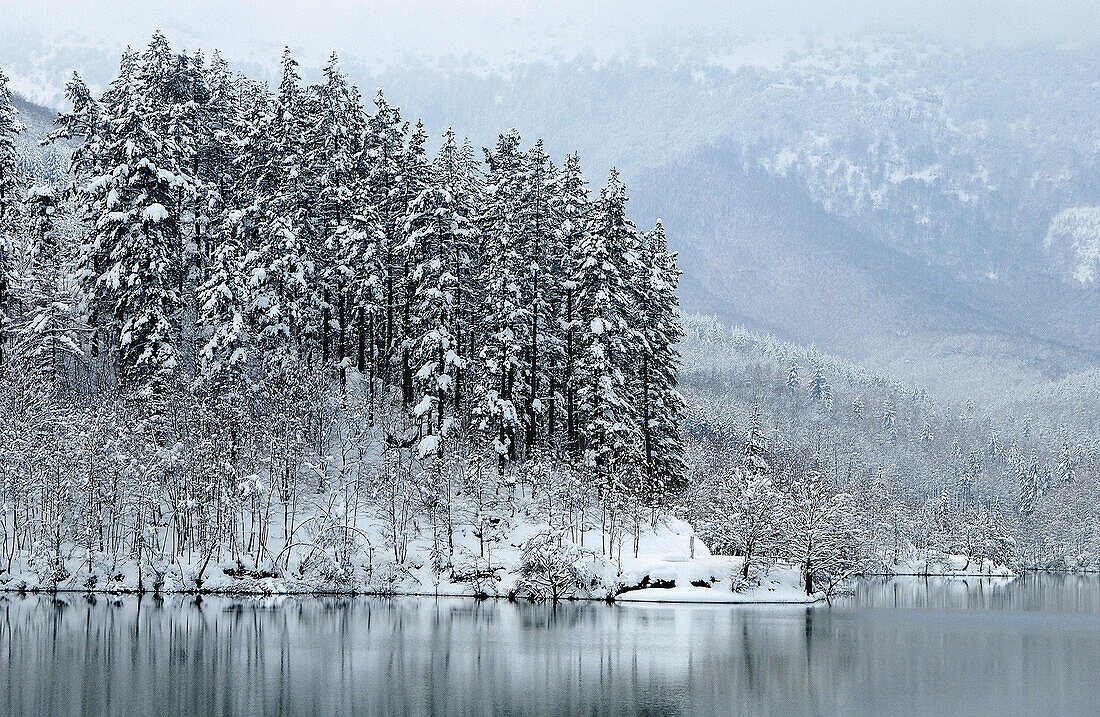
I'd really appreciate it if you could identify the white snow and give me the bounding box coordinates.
[885,554,1016,578]
[617,530,823,604]
[1044,207,1100,285]
[0,509,820,604]
[412,395,434,417]
[26,184,55,199]
[417,434,440,458]
[142,203,170,223]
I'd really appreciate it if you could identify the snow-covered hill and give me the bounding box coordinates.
[1046,207,1100,287]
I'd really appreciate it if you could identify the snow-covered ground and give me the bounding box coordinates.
[0,513,822,603]
[1,485,1016,602]
[616,559,820,604]
[880,554,1016,578]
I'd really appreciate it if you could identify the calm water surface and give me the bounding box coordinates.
[2,573,1099,716]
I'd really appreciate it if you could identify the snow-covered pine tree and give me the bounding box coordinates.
[308,53,366,382]
[363,90,408,386]
[575,169,642,500]
[196,70,269,383]
[475,130,530,467]
[237,48,314,369]
[13,184,85,384]
[809,366,830,403]
[160,41,212,377]
[1056,439,1079,485]
[1017,453,1041,516]
[197,207,250,380]
[433,130,484,216]
[634,220,686,504]
[195,51,241,213]
[395,120,432,406]
[552,153,592,458]
[73,38,196,380]
[48,73,108,365]
[432,128,484,413]
[882,401,898,442]
[786,363,800,392]
[0,66,24,366]
[403,185,471,457]
[517,139,560,453]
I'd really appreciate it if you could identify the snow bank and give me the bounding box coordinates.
[0,514,819,603]
[613,522,821,603]
[617,559,820,604]
[141,203,169,223]
[881,554,1015,578]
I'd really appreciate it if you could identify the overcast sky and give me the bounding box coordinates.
[5,0,1100,70]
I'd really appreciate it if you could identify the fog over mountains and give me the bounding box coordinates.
[5,14,1100,425]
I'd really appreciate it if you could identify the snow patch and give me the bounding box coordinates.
[142,203,170,223]
[1044,207,1100,286]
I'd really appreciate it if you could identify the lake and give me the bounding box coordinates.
[2,573,1098,716]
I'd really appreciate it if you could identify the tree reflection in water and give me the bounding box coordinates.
[2,574,1099,716]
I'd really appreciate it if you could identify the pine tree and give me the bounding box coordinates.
[195,60,252,382]
[786,362,800,392]
[396,120,432,405]
[363,90,408,386]
[73,39,196,379]
[988,430,1003,461]
[1018,453,1040,516]
[475,130,529,466]
[634,220,686,503]
[197,207,250,379]
[308,53,366,381]
[196,51,240,211]
[433,128,483,413]
[238,48,313,369]
[809,366,830,404]
[517,139,559,452]
[13,183,85,383]
[553,153,591,457]
[49,73,107,361]
[160,42,211,377]
[404,185,471,456]
[921,414,935,445]
[0,67,25,365]
[882,402,898,442]
[1056,440,1079,485]
[575,170,642,497]
[743,403,768,476]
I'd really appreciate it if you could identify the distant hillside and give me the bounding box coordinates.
[10,93,68,181]
[678,312,1099,508]
[632,147,1100,405]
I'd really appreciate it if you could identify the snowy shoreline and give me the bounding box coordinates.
[0,585,824,603]
[0,567,1020,602]
[0,518,828,604]
[0,516,1025,603]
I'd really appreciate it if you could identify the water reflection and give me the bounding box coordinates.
[845,572,1100,612]
[1,574,1098,716]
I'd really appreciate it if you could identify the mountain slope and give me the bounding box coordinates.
[630,145,1100,402]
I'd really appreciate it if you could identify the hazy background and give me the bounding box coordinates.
[4,0,1100,419]
[7,1,1100,106]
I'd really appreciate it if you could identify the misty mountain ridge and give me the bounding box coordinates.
[5,32,1100,428]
